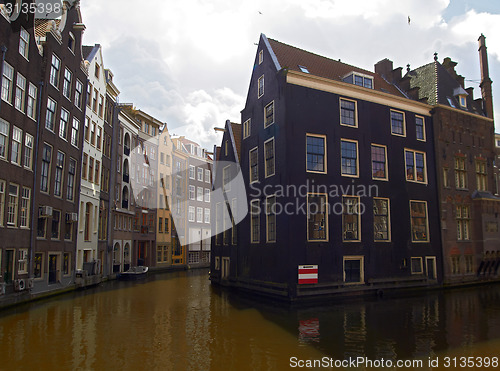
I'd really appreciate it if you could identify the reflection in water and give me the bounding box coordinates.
[0,271,500,370]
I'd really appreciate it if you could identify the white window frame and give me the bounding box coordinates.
[7,183,19,227]
[371,144,388,181]
[0,118,9,160]
[264,101,274,128]
[189,165,195,179]
[11,126,22,166]
[27,82,37,120]
[49,54,61,88]
[196,207,203,223]
[243,119,251,139]
[415,115,426,141]
[250,199,260,243]
[306,134,327,174]
[340,97,358,127]
[24,133,33,170]
[62,67,72,100]
[14,73,26,112]
[343,256,365,284]
[258,75,264,98]
[410,200,430,243]
[197,186,203,202]
[404,149,427,184]
[340,138,359,178]
[373,197,391,242]
[264,137,275,178]
[19,27,29,60]
[410,257,423,274]
[188,206,195,222]
[1,62,14,103]
[204,188,210,203]
[249,146,259,184]
[390,109,406,137]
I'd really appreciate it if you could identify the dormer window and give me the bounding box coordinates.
[298,65,309,73]
[343,72,373,89]
[458,95,467,108]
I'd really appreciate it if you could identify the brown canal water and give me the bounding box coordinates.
[1,269,500,371]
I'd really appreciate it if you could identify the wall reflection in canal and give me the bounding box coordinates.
[1,269,500,370]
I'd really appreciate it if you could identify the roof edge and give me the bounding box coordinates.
[261,34,281,71]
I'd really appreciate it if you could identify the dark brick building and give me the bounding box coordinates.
[211,34,442,301]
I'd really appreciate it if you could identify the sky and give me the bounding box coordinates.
[79,0,500,150]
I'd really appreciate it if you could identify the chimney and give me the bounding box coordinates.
[478,34,494,119]
[375,59,393,81]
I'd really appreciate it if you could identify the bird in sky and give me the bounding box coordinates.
[408,16,411,25]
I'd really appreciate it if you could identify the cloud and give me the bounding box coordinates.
[80,0,500,147]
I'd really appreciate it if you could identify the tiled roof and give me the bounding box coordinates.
[82,45,96,61]
[267,38,405,97]
[230,122,242,161]
[34,19,60,38]
[407,61,485,115]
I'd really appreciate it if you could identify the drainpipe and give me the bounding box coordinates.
[0,46,7,114]
[29,81,44,280]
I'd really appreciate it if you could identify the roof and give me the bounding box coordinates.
[82,45,100,62]
[34,19,61,38]
[406,60,485,116]
[230,122,242,160]
[266,37,405,97]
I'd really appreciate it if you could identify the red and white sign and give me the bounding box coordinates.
[298,265,318,284]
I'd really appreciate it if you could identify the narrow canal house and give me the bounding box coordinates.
[0,1,42,297]
[33,1,87,293]
[401,35,500,284]
[210,34,442,300]
[179,136,213,268]
[76,43,106,284]
[112,104,139,273]
[210,120,242,282]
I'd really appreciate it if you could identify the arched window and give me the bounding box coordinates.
[122,186,129,209]
[123,159,129,183]
[124,133,131,156]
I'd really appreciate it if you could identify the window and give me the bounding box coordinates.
[24,133,33,170]
[306,135,326,173]
[243,119,251,139]
[86,83,92,107]
[0,180,4,225]
[259,50,263,64]
[84,117,90,142]
[390,110,405,136]
[0,180,4,226]
[82,153,88,180]
[465,255,474,274]
[476,160,487,191]
[405,149,427,183]
[90,121,96,146]
[455,156,467,189]
[45,97,56,131]
[443,167,449,188]
[40,144,52,193]
[258,75,264,98]
[341,139,358,177]
[197,167,203,181]
[205,208,210,224]
[2,62,14,103]
[20,187,30,228]
[96,126,102,150]
[67,158,76,201]
[0,119,8,159]
[95,64,100,79]
[54,151,65,197]
[88,157,94,183]
[18,249,28,274]
[95,161,100,185]
[205,169,210,183]
[250,147,258,183]
[51,210,60,239]
[307,194,328,241]
[343,196,360,241]
[204,188,210,202]
[74,79,83,108]
[197,187,203,201]
[340,98,357,127]
[14,73,26,112]
[188,206,195,222]
[411,257,423,274]
[49,54,61,88]
[27,83,37,120]
[264,138,275,178]
[456,205,470,241]
[92,88,98,112]
[34,253,43,277]
[63,253,70,275]
[458,95,467,108]
[371,144,387,180]
[99,95,104,117]
[410,201,429,242]
[415,116,425,141]
[264,101,274,127]
[7,184,19,226]
[250,199,260,243]
[197,207,203,223]
[298,65,309,73]
[71,118,79,147]
[62,68,72,99]
[189,165,195,179]
[59,108,69,139]
[19,27,29,59]
[266,195,276,242]
[373,198,390,241]
[11,126,22,165]
[344,256,364,283]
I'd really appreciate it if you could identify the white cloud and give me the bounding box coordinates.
[80,0,500,146]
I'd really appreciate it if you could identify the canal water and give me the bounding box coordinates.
[1,269,500,370]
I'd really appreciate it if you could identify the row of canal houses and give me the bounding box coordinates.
[0,0,212,306]
[210,33,500,301]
